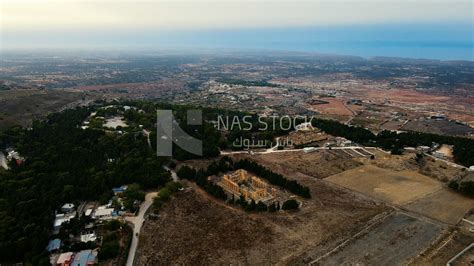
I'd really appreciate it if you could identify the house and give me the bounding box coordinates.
[71,249,97,266]
[112,185,128,195]
[92,206,114,220]
[295,122,314,132]
[56,252,74,266]
[416,146,431,152]
[303,147,316,153]
[80,232,97,243]
[84,208,93,217]
[54,213,75,230]
[433,151,447,160]
[46,238,61,252]
[61,203,75,213]
[342,140,352,147]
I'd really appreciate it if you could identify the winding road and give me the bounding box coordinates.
[125,191,157,266]
[125,166,178,266]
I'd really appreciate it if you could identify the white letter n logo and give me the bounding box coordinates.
[156,110,203,157]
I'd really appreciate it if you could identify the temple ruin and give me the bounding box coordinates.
[218,169,276,202]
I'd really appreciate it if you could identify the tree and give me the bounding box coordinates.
[256,201,268,212]
[268,202,277,212]
[282,199,299,210]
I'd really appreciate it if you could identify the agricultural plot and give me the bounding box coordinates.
[404,189,474,224]
[325,165,441,205]
[318,212,445,265]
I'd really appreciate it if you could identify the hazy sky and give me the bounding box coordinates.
[3,0,472,30]
[1,0,473,59]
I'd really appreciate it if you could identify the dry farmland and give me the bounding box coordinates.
[404,189,474,224]
[252,150,362,179]
[137,175,388,265]
[316,211,445,266]
[136,150,474,265]
[325,165,442,205]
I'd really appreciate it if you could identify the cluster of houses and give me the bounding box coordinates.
[54,250,97,266]
[48,185,131,265]
[5,148,24,166]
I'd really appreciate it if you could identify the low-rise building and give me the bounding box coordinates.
[61,203,75,213]
[92,206,114,220]
[54,213,76,231]
[112,185,128,195]
[56,252,74,266]
[80,232,97,243]
[46,238,61,252]
[71,249,97,266]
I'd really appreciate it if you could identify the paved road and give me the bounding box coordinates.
[0,152,8,170]
[125,166,179,266]
[221,146,379,156]
[163,165,178,181]
[125,191,157,266]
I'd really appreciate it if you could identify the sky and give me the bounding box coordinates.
[1,0,473,60]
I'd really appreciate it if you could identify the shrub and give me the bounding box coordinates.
[282,199,299,210]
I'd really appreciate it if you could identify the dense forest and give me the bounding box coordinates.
[0,106,171,264]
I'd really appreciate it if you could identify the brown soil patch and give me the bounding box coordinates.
[137,173,387,264]
[253,150,362,179]
[308,97,353,116]
[325,165,442,205]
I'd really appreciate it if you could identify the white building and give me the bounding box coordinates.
[53,213,76,230]
[92,206,114,220]
[295,122,314,132]
[303,147,317,153]
[80,232,98,243]
[84,208,93,217]
[61,203,75,213]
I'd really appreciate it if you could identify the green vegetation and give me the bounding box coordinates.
[311,118,474,167]
[0,106,170,264]
[448,180,474,197]
[282,199,299,210]
[234,159,311,198]
[177,157,309,211]
[122,184,145,213]
[98,233,119,260]
[177,165,228,200]
[219,79,280,88]
[152,181,183,211]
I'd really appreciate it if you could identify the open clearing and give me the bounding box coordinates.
[325,165,441,205]
[254,150,362,179]
[317,211,445,266]
[308,98,354,116]
[404,189,474,224]
[137,175,387,264]
[0,89,93,130]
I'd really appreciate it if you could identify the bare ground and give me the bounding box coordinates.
[316,211,445,266]
[325,165,442,205]
[250,150,362,179]
[137,175,387,265]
